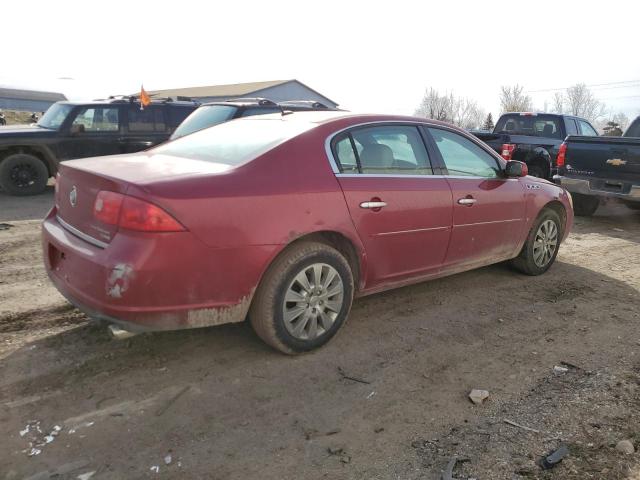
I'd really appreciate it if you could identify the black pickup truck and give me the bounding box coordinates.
[553,116,640,216]
[473,112,599,179]
[0,98,197,195]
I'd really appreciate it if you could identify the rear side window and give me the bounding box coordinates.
[565,118,578,135]
[428,128,501,178]
[154,117,314,166]
[495,114,562,139]
[71,107,120,132]
[333,125,432,175]
[578,120,598,136]
[239,107,281,117]
[128,107,166,132]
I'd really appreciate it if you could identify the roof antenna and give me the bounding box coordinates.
[279,105,294,116]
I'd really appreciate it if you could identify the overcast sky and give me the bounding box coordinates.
[2,0,639,120]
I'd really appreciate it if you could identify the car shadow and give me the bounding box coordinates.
[571,200,640,245]
[1,258,638,478]
[0,185,54,222]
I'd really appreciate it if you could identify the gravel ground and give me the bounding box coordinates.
[0,191,638,479]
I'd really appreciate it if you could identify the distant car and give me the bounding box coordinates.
[0,97,198,195]
[554,115,640,216]
[473,112,599,179]
[43,112,573,354]
[170,97,338,140]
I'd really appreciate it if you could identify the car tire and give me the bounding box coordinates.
[527,163,546,179]
[0,153,49,196]
[249,241,354,354]
[511,209,562,276]
[572,193,599,216]
[622,201,640,211]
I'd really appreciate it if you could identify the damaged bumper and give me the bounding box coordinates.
[42,209,271,331]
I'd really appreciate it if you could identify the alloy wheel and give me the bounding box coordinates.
[533,219,558,267]
[282,263,344,340]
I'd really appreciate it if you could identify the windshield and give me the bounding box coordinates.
[38,103,74,129]
[624,117,640,138]
[156,117,314,166]
[495,114,562,139]
[170,105,237,139]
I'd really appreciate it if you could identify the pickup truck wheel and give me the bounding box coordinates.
[527,164,546,179]
[249,241,354,354]
[511,209,562,276]
[0,153,49,196]
[572,193,599,216]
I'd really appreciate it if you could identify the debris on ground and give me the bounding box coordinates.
[615,439,635,454]
[150,465,160,473]
[20,421,62,457]
[553,365,569,374]
[468,389,490,405]
[503,419,540,434]
[539,444,569,469]
[164,453,173,465]
[0,223,13,230]
[338,366,371,384]
[77,472,96,480]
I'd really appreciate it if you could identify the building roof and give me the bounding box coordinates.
[0,87,67,102]
[144,79,338,106]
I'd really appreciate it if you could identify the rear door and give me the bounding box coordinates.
[123,105,170,152]
[57,106,123,160]
[331,123,453,288]
[425,127,527,269]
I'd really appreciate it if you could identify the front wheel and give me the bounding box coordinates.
[249,241,354,354]
[511,209,562,276]
[0,153,49,196]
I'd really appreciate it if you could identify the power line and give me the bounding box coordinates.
[526,80,640,93]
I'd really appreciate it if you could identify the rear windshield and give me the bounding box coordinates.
[155,117,314,166]
[171,105,237,139]
[38,103,74,129]
[495,114,563,139]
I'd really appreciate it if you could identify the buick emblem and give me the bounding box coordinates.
[69,186,78,207]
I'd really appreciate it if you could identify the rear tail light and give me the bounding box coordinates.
[93,191,185,232]
[501,143,516,160]
[556,143,567,167]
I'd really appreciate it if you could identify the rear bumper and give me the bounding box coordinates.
[554,175,640,202]
[42,208,275,331]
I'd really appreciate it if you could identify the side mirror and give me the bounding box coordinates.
[504,160,528,177]
[70,124,85,135]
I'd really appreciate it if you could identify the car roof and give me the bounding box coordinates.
[55,100,197,107]
[233,110,456,129]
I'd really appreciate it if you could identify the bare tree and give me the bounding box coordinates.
[415,88,485,129]
[499,85,533,113]
[564,83,606,122]
[552,92,564,113]
[414,88,453,122]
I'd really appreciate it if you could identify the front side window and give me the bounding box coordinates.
[129,107,166,132]
[578,120,598,136]
[333,125,432,175]
[71,107,119,132]
[428,128,501,178]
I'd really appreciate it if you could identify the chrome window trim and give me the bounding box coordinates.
[56,215,108,249]
[324,120,506,178]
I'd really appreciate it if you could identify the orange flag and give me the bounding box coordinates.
[140,85,151,109]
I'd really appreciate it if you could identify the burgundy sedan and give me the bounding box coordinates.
[43,112,573,353]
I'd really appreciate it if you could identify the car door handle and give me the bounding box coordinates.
[360,201,387,209]
[457,197,477,206]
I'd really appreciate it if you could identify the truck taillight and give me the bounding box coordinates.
[93,191,185,232]
[556,143,567,167]
[501,143,516,160]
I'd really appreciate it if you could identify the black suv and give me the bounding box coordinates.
[170,98,338,140]
[0,97,198,195]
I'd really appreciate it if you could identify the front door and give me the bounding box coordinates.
[426,127,527,269]
[58,106,123,160]
[331,124,453,289]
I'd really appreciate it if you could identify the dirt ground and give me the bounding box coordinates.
[0,190,639,480]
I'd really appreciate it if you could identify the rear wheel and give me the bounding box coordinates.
[249,241,354,354]
[511,209,562,276]
[0,153,49,196]
[572,193,599,216]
